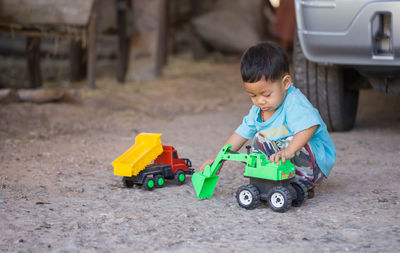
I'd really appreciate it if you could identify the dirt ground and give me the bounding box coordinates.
[1,55,399,252]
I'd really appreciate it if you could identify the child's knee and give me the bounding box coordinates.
[294,166,325,190]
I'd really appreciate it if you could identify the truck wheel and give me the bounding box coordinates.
[143,177,155,191]
[267,186,292,213]
[293,32,359,131]
[154,175,165,188]
[291,182,308,207]
[174,170,185,185]
[236,184,260,210]
[122,177,134,188]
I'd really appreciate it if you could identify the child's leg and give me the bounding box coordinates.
[251,132,325,190]
[280,138,325,190]
[251,132,281,157]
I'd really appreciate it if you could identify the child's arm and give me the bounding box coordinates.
[199,133,248,172]
[223,132,249,152]
[270,125,318,164]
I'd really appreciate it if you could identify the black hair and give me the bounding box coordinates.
[240,41,289,83]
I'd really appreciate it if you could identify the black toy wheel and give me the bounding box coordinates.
[236,184,260,210]
[154,175,165,188]
[267,186,292,213]
[174,170,186,185]
[122,177,134,188]
[143,177,155,191]
[291,182,308,207]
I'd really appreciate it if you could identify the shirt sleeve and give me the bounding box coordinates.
[286,101,321,134]
[235,106,258,139]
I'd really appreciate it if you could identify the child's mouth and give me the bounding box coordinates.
[262,106,279,112]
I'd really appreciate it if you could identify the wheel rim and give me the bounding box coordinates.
[239,190,253,206]
[179,173,185,182]
[270,192,285,208]
[158,177,164,186]
[147,179,154,188]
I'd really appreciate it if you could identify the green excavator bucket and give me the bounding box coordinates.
[192,145,247,200]
[192,164,219,199]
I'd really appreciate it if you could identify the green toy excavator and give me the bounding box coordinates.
[192,145,308,212]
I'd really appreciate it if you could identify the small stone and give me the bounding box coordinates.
[378,197,388,203]
[36,201,51,205]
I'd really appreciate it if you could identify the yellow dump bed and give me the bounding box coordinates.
[112,133,163,177]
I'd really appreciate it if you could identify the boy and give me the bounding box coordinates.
[200,42,335,195]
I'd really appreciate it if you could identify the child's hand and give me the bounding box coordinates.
[269,148,295,164]
[199,158,224,175]
[199,158,215,173]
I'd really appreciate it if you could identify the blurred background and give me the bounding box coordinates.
[0,0,399,136]
[0,0,291,88]
[0,0,304,139]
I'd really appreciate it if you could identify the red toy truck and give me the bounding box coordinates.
[122,145,193,190]
[112,133,193,190]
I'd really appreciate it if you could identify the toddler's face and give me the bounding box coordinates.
[244,75,291,114]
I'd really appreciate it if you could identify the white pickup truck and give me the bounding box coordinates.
[293,0,399,131]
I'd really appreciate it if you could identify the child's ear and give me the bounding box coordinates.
[282,75,292,90]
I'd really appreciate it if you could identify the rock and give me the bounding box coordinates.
[192,0,263,53]
[17,88,80,103]
[0,89,19,103]
[378,197,388,203]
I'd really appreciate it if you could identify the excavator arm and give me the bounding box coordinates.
[202,145,250,177]
[192,145,252,199]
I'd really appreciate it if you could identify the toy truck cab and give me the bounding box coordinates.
[154,146,192,173]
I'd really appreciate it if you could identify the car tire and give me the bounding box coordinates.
[293,32,359,131]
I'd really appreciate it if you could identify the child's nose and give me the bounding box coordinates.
[257,97,266,104]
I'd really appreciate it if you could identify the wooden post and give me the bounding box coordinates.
[159,0,169,67]
[115,0,131,83]
[191,0,202,16]
[126,0,168,80]
[189,0,208,60]
[87,1,98,89]
[26,37,42,88]
[69,40,86,82]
